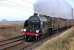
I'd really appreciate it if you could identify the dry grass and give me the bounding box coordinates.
[35,27,74,50]
[0,24,23,40]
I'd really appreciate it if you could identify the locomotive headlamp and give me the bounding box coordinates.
[36,30,39,33]
[21,29,26,32]
[23,29,26,32]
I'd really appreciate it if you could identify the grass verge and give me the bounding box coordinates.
[35,27,74,50]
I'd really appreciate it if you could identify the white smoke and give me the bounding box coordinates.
[34,0,73,19]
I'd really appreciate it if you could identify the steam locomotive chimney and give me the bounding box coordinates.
[34,13,38,16]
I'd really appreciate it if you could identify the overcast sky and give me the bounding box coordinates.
[0,0,37,21]
[66,0,74,8]
[0,0,73,21]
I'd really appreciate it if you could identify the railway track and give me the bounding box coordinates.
[1,41,33,50]
[20,27,71,50]
[0,33,63,50]
[0,35,34,50]
[0,35,24,50]
[0,27,71,50]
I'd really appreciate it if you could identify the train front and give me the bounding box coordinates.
[22,14,41,41]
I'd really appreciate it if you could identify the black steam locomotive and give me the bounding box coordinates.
[21,13,72,41]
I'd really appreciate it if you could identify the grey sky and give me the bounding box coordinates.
[0,0,73,21]
[66,0,74,8]
[0,0,36,21]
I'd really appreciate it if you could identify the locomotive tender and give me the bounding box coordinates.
[22,13,72,41]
